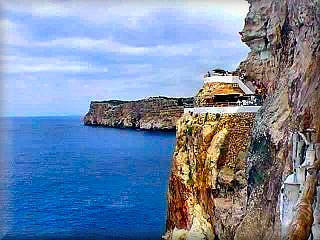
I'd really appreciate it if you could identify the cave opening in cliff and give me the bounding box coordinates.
[213,94,240,104]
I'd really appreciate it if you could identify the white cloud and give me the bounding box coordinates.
[1,1,157,24]
[38,37,150,54]
[0,19,30,46]
[180,1,249,18]
[1,0,249,26]
[2,55,108,73]
[0,19,18,29]
[4,34,240,57]
[1,0,250,116]
[1,1,248,57]
[9,63,108,73]
[120,64,153,75]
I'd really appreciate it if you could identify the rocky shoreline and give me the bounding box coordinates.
[83,96,194,131]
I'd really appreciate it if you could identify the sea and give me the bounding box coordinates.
[0,116,176,240]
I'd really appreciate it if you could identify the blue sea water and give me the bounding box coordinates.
[1,117,176,239]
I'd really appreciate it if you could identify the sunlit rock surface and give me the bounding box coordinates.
[165,113,255,239]
[165,0,320,239]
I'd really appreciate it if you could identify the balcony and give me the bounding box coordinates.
[184,106,261,114]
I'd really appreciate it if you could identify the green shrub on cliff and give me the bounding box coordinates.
[187,170,194,186]
[248,166,266,186]
[204,112,208,122]
[187,178,194,186]
[186,126,193,135]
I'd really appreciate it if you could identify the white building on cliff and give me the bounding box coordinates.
[184,69,262,114]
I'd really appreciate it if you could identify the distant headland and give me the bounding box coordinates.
[83,96,194,131]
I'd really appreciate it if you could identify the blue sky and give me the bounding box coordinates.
[1,0,249,116]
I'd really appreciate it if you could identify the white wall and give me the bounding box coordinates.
[184,106,261,114]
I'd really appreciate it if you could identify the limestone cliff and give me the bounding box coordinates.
[84,97,193,131]
[165,113,255,239]
[165,0,320,239]
[236,0,320,238]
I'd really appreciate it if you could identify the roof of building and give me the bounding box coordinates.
[203,75,254,95]
[197,82,245,99]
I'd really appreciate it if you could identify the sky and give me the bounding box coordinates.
[0,0,250,117]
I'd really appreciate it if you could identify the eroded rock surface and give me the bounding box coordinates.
[84,97,193,131]
[236,0,320,239]
[165,113,255,239]
[165,0,320,239]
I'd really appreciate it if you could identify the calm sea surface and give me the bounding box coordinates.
[1,117,176,239]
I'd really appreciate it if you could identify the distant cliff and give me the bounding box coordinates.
[84,97,194,131]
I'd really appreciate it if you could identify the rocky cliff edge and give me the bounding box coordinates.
[165,0,320,239]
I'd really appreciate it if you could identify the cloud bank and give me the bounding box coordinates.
[1,0,250,116]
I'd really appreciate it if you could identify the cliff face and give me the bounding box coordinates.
[236,0,320,238]
[84,97,193,131]
[165,113,255,239]
[165,0,320,239]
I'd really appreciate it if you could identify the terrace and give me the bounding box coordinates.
[185,69,262,114]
